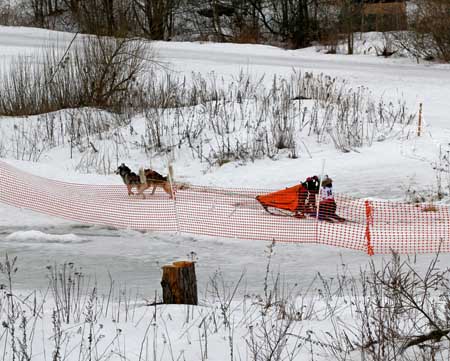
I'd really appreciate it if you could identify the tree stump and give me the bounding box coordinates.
[161,261,198,305]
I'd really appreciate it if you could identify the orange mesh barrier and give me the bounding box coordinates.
[0,161,448,255]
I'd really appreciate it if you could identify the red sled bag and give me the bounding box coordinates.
[256,184,308,214]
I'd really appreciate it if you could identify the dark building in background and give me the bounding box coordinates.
[358,0,408,31]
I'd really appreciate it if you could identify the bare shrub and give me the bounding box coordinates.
[47,262,86,324]
[297,252,450,361]
[0,0,29,25]
[1,108,129,163]
[246,311,302,361]
[375,33,398,58]
[0,128,6,157]
[244,241,311,361]
[73,37,148,111]
[4,252,450,361]
[75,128,130,174]
[208,270,245,329]
[136,69,413,166]
[0,0,13,25]
[268,77,297,152]
[392,0,450,62]
[319,33,340,54]
[0,65,414,167]
[9,120,48,161]
[354,252,450,361]
[427,144,450,201]
[401,144,450,204]
[0,256,144,360]
[0,36,150,116]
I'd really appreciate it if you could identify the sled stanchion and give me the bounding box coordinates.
[365,200,374,256]
[315,160,326,242]
[168,163,180,234]
[161,261,198,305]
[316,159,326,222]
[417,103,423,137]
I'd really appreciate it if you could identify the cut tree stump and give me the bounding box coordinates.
[161,261,198,305]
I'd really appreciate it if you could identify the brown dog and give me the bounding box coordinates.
[115,163,173,199]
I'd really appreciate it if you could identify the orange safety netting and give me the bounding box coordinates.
[0,161,449,255]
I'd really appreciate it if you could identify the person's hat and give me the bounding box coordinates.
[321,176,332,187]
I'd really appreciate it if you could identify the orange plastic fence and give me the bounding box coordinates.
[0,161,449,255]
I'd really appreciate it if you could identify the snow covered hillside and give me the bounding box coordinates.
[1,26,450,361]
[1,27,449,194]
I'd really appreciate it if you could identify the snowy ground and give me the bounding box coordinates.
[1,26,450,361]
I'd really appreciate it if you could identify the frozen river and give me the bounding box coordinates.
[0,213,374,297]
[2,213,449,299]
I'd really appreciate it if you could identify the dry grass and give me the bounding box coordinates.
[0,36,150,116]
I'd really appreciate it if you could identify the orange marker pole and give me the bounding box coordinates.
[365,200,374,256]
[417,103,423,137]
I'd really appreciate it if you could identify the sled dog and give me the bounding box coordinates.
[115,163,173,199]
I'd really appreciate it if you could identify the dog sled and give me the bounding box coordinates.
[256,185,303,215]
[256,183,346,223]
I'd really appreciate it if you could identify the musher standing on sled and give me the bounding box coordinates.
[256,175,343,221]
[256,175,320,218]
[295,176,320,218]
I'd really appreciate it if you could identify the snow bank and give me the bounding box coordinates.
[5,230,85,244]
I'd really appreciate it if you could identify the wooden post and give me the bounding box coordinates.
[417,103,423,137]
[161,261,198,305]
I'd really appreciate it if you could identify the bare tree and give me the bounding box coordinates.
[244,0,314,48]
[26,0,64,27]
[130,0,182,40]
[393,0,450,62]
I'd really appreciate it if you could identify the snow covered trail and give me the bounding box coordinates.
[156,42,450,117]
[157,40,450,82]
[0,25,448,121]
